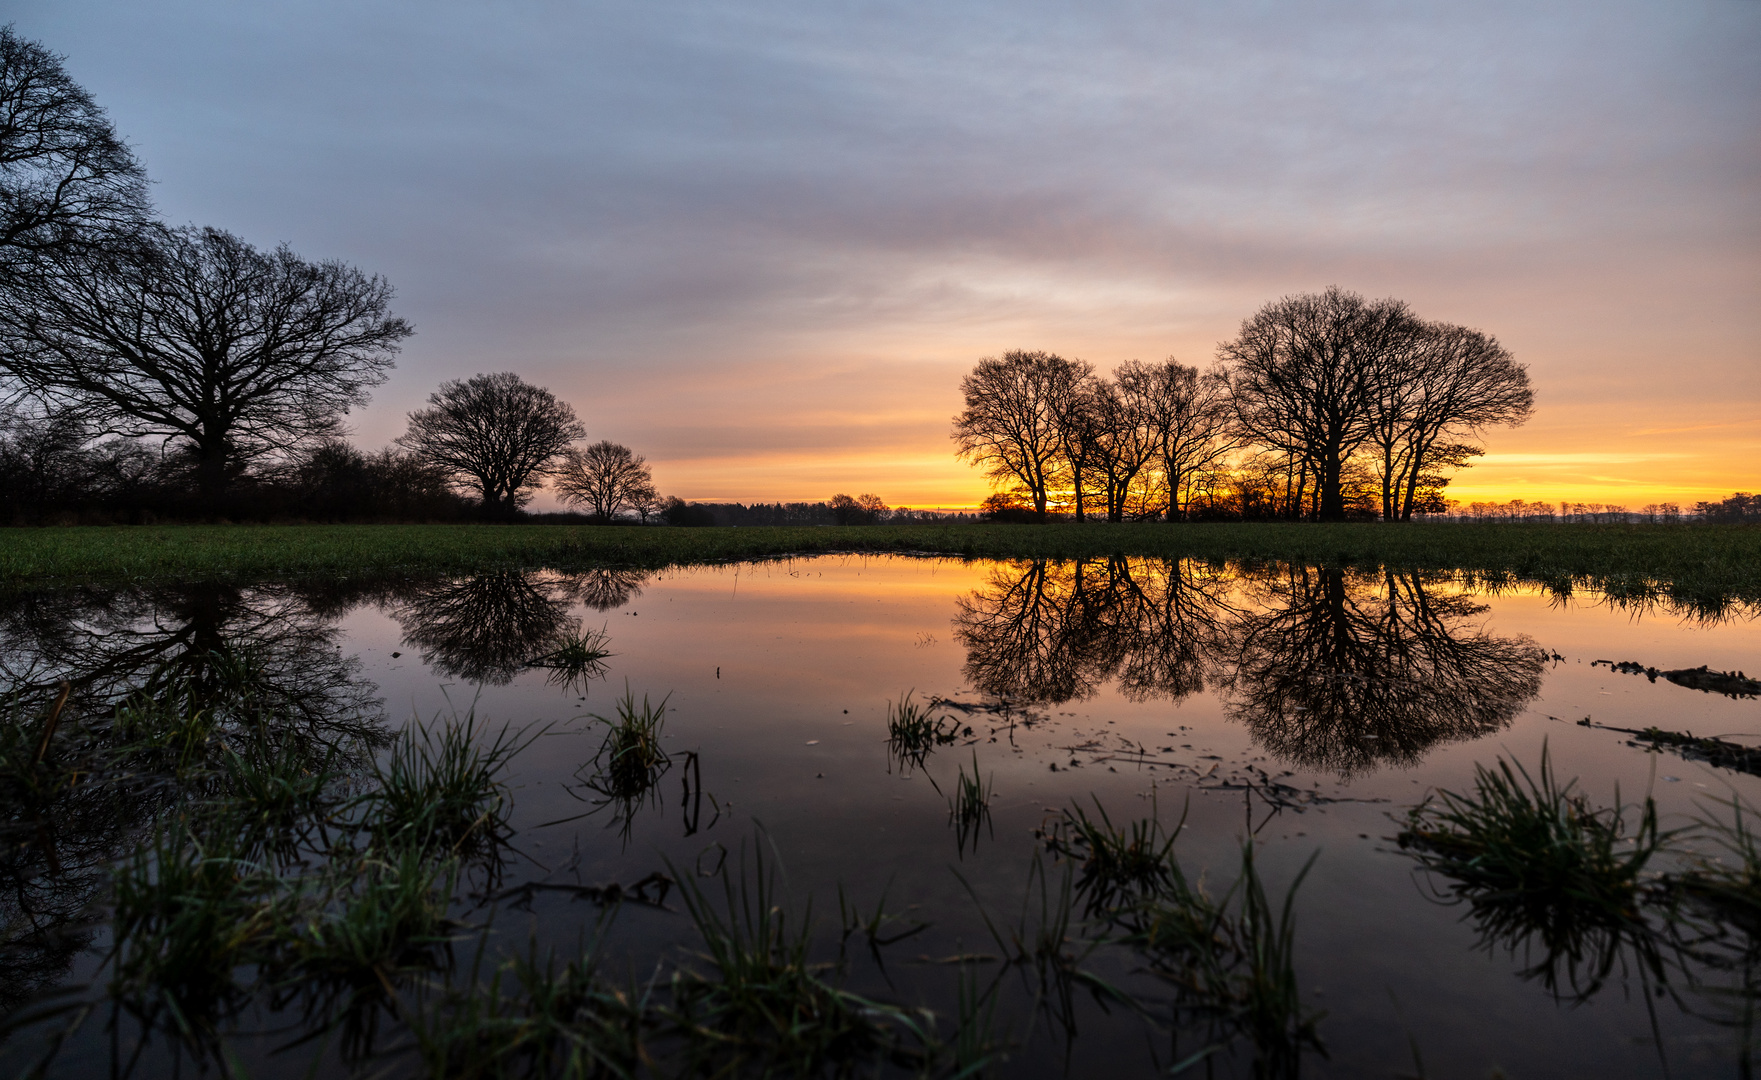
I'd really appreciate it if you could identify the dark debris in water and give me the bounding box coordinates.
[1579,718,1761,777]
[1591,659,1760,700]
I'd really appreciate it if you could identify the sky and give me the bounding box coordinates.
[13,0,1760,509]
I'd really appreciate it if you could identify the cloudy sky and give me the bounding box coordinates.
[15,1,1759,508]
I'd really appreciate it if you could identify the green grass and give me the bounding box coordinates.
[1397,743,1672,1000]
[1035,798,1323,1070]
[2,522,1757,605]
[886,690,967,776]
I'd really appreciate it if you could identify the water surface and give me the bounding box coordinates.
[4,555,1758,1077]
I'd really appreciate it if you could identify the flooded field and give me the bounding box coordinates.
[3,555,1759,1077]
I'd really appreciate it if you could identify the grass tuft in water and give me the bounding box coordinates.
[1034,797,1323,1071]
[949,749,995,854]
[667,834,932,1073]
[528,623,614,692]
[1038,791,1192,914]
[288,840,462,1000]
[587,687,672,801]
[108,816,286,1029]
[1120,841,1323,1074]
[886,690,966,775]
[403,926,647,1079]
[1397,740,1669,998]
[359,710,529,862]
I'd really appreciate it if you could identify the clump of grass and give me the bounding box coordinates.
[359,711,530,862]
[572,688,674,842]
[886,690,966,774]
[110,690,229,777]
[221,726,347,864]
[666,835,932,1074]
[587,688,671,800]
[402,928,646,1079]
[1397,741,1670,998]
[288,841,461,998]
[528,624,613,692]
[1119,842,1323,1073]
[108,816,286,1028]
[1037,792,1191,913]
[1033,797,1323,1070]
[949,749,995,854]
[1676,798,1761,939]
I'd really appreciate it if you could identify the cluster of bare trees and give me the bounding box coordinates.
[394,372,659,521]
[0,31,670,524]
[954,288,1535,523]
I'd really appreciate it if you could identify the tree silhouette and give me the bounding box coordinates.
[398,372,583,518]
[952,557,1233,704]
[1114,359,1238,521]
[1221,287,1421,522]
[553,440,654,519]
[1366,322,1532,521]
[952,350,1090,521]
[0,27,149,259]
[0,227,411,499]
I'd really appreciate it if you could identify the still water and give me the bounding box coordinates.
[4,555,1759,1077]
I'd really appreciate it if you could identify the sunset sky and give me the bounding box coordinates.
[15,1,1759,510]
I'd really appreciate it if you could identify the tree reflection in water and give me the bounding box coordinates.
[1219,567,1546,775]
[953,556,1233,705]
[0,583,385,1011]
[953,559,1546,776]
[390,568,649,686]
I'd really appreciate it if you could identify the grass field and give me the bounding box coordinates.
[2,522,1757,607]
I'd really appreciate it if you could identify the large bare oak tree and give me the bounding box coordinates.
[0,225,411,499]
[553,439,655,520]
[1220,287,1422,522]
[398,372,584,518]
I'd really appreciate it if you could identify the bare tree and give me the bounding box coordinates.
[399,372,583,518]
[1220,287,1422,522]
[0,27,150,260]
[830,492,888,524]
[1081,376,1159,521]
[554,440,654,520]
[1367,322,1533,521]
[0,225,410,499]
[952,350,1089,521]
[628,480,663,523]
[1115,359,1237,521]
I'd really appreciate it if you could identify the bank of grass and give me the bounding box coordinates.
[2,521,1758,603]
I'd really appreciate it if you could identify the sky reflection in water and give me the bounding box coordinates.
[2,556,1758,1077]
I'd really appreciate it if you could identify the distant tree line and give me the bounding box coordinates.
[954,287,1536,523]
[1378,496,1756,525]
[657,495,972,528]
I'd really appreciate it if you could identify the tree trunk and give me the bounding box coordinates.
[193,438,230,504]
[1318,449,1346,522]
